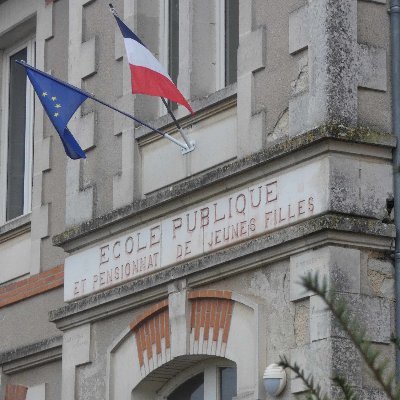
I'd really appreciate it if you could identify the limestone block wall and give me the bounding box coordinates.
[56,0,393,229]
[236,0,266,157]
[289,246,394,397]
[112,0,137,208]
[65,0,97,227]
[0,0,59,275]
[287,0,389,136]
[4,362,61,400]
[57,287,264,400]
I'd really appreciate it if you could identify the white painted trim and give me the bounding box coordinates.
[24,39,35,216]
[216,0,225,91]
[0,37,35,226]
[159,0,169,116]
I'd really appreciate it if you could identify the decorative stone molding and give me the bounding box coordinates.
[112,0,137,209]
[30,0,54,275]
[61,324,91,400]
[289,246,392,395]
[288,0,387,136]
[0,0,54,277]
[107,290,264,400]
[237,0,266,156]
[65,0,97,227]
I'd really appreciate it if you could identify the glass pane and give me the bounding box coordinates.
[168,0,179,110]
[6,48,27,221]
[169,0,179,85]
[220,367,237,400]
[225,0,239,86]
[168,373,204,400]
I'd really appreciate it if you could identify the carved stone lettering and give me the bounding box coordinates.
[64,160,329,301]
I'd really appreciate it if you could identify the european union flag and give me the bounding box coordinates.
[17,61,88,159]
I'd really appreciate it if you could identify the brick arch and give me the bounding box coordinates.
[129,299,170,374]
[108,290,263,399]
[188,290,234,357]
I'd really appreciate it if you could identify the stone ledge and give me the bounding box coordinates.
[53,126,395,248]
[0,335,62,366]
[135,84,237,139]
[0,214,31,244]
[49,213,394,325]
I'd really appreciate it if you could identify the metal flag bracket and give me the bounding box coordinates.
[181,139,196,155]
[160,97,196,154]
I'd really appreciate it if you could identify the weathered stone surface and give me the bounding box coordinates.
[290,246,361,302]
[294,300,310,346]
[311,292,391,343]
[290,338,361,395]
[62,324,91,400]
[53,127,395,248]
[0,336,62,365]
[50,214,394,324]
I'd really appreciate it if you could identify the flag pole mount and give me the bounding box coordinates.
[181,139,195,155]
[160,97,195,154]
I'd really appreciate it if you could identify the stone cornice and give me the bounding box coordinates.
[0,214,31,244]
[53,126,395,251]
[0,336,62,373]
[49,213,394,330]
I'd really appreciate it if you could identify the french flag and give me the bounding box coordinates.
[112,7,193,114]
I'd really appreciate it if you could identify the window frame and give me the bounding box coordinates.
[156,359,236,400]
[216,0,239,90]
[0,37,35,225]
[159,0,179,115]
[159,0,169,115]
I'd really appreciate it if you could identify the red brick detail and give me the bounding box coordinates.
[45,0,54,5]
[189,297,234,345]
[0,265,64,309]
[5,384,28,400]
[130,300,170,367]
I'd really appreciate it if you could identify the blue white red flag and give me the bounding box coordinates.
[112,7,193,114]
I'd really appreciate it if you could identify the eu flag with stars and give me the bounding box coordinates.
[17,61,88,159]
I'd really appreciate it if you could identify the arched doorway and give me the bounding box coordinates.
[107,290,265,400]
[132,357,237,399]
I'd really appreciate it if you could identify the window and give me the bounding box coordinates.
[217,0,239,89]
[168,0,179,87]
[168,373,204,400]
[0,39,34,224]
[160,0,179,112]
[164,364,237,400]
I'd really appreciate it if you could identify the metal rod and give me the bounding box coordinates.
[88,95,187,149]
[16,60,188,150]
[161,97,193,150]
[390,0,400,382]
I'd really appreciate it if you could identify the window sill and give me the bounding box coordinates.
[135,83,237,141]
[0,213,31,244]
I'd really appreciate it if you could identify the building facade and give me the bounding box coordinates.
[0,0,395,399]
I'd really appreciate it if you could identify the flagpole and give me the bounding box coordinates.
[161,97,195,152]
[88,94,188,150]
[16,60,188,150]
